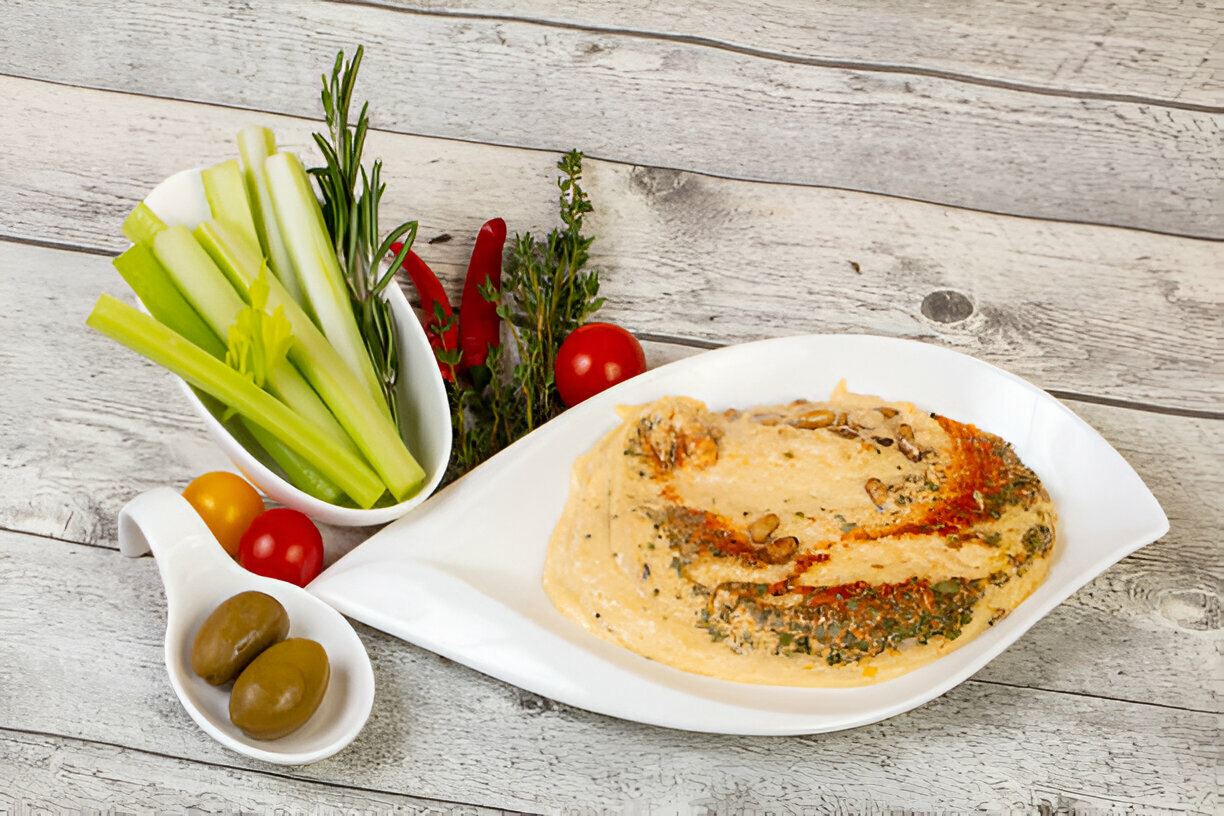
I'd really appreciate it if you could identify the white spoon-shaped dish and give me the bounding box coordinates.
[143,168,452,526]
[308,334,1168,735]
[119,487,375,764]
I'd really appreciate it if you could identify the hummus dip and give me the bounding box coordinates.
[543,384,1056,687]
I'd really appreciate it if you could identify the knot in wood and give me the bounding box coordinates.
[517,690,554,714]
[1158,588,1220,631]
[921,290,974,324]
[629,166,690,200]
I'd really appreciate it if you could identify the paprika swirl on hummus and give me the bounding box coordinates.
[542,383,1056,687]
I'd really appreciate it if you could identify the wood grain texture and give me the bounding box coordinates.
[0,529,1217,814]
[4,79,1222,412]
[0,731,508,815]
[5,4,1221,810]
[2,2,1221,237]
[2,237,1220,711]
[371,0,1224,106]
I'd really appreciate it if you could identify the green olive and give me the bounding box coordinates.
[190,591,290,686]
[229,638,330,740]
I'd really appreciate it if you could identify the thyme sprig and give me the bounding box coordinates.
[439,150,604,480]
[309,46,416,425]
[502,149,604,430]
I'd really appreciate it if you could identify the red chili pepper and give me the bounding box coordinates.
[458,218,507,373]
[392,242,457,382]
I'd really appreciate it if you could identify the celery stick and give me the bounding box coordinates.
[202,160,261,252]
[264,152,388,414]
[152,225,246,336]
[262,361,360,457]
[113,244,224,358]
[154,225,363,460]
[122,202,167,244]
[189,220,265,300]
[237,128,308,310]
[242,421,345,504]
[115,241,266,455]
[117,240,346,501]
[87,295,386,508]
[196,218,425,500]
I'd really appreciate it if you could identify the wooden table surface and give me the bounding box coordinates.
[2,1,1220,812]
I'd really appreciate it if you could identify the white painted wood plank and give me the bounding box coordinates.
[4,4,1218,809]
[1,2,1220,236]
[0,530,1216,813]
[0,731,507,815]
[1,237,1219,711]
[3,80,1221,411]
[372,0,1224,106]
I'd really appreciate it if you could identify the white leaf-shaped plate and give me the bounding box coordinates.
[308,335,1167,735]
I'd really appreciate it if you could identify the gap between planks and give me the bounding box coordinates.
[329,0,1224,115]
[1,555,1218,718]
[968,678,1216,716]
[0,725,513,814]
[637,330,1224,421]
[22,230,1215,423]
[2,72,1220,244]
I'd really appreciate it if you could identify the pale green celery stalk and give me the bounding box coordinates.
[153,225,363,461]
[113,244,224,358]
[262,362,361,459]
[201,160,261,251]
[87,295,385,508]
[152,225,247,332]
[240,419,346,504]
[113,244,344,504]
[195,217,425,501]
[263,152,388,415]
[237,127,308,309]
[122,202,167,244]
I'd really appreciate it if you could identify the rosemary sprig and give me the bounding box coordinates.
[309,46,415,425]
[440,150,604,481]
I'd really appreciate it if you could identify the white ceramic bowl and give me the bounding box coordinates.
[143,169,452,526]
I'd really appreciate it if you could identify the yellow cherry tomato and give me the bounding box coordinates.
[182,472,266,558]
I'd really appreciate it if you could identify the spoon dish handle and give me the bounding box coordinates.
[118,487,243,601]
[118,487,214,557]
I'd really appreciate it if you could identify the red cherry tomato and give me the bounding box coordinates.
[182,471,265,558]
[554,322,647,407]
[238,508,324,587]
